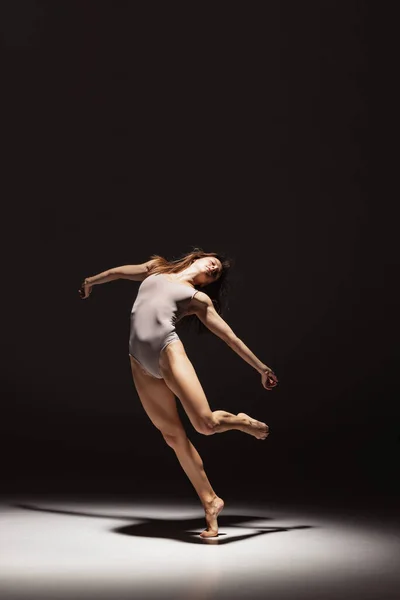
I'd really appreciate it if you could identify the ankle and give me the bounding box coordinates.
[202,493,217,506]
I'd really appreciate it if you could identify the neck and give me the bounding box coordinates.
[173,266,197,285]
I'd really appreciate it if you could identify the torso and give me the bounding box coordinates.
[146,272,204,314]
[156,273,194,289]
[132,273,198,325]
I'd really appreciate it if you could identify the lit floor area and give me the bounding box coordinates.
[1,495,399,600]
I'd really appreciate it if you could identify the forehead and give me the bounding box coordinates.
[204,256,220,262]
[198,256,222,269]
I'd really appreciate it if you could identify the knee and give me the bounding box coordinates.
[161,430,188,448]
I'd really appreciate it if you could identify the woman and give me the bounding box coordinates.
[79,248,278,538]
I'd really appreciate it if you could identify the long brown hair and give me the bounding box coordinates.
[147,246,234,335]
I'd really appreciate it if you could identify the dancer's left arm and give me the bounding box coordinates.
[189,292,278,390]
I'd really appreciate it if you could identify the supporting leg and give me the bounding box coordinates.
[163,432,225,538]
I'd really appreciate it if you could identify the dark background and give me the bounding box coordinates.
[3,2,396,508]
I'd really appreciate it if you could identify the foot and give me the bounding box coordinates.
[200,495,225,538]
[237,412,269,440]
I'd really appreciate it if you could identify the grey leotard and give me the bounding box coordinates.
[129,273,199,378]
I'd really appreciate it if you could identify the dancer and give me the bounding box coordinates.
[79,248,278,537]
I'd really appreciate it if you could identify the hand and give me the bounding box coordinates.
[78,279,92,299]
[261,368,278,390]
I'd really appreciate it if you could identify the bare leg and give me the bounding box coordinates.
[129,354,224,538]
[164,433,225,538]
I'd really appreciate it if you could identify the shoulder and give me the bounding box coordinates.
[142,259,159,280]
[186,290,213,315]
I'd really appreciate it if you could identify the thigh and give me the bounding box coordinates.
[129,354,185,437]
[159,340,214,431]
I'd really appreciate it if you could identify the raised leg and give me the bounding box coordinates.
[159,341,269,439]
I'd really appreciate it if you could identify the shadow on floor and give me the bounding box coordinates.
[13,503,313,545]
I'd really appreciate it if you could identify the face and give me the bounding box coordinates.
[194,256,223,287]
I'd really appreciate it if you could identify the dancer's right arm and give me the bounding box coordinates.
[110,258,157,281]
[79,259,155,298]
